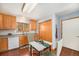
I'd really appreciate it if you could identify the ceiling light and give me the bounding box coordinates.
[22,3,38,13]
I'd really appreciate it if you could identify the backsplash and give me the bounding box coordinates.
[0,30,17,35]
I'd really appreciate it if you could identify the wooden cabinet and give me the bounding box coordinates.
[0,14,16,29]
[11,16,16,29]
[39,20,52,42]
[30,19,37,31]
[3,15,11,29]
[0,38,8,52]
[19,35,28,46]
[0,14,3,29]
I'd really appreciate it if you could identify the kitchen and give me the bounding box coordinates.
[0,13,37,52]
[0,3,54,56]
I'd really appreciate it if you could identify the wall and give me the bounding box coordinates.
[62,10,79,21]
[52,15,56,49]
[57,10,79,55]
[57,39,63,56]
[57,11,79,41]
[16,16,29,23]
[56,16,61,40]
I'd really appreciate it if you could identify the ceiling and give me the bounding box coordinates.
[0,3,23,16]
[0,3,79,20]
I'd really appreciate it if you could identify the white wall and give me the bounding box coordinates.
[16,16,29,23]
[57,39,63,56]
[0,30,16,35]
[52,15,56,49]
[62,18,79,51]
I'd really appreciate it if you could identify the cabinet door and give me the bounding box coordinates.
[3,15,11,29]
[0,38,8,52]
[39,20,52,42]
[0,14,3,29]
[3,15,16,29]
[8,37,19,49]
[11,16,16,29]
[19,35,28,46]
[30,20,36,31]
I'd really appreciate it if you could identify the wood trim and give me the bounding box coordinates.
[38,19,52,24]
[0,13,16,17]
[60,19,62,39]
[63,16,79,21]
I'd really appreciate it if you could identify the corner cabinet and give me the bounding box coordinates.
[0,14,16,29]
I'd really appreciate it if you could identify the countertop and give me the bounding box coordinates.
[0,32,26,38]
[0,31,37,38]
[0,34,25,38]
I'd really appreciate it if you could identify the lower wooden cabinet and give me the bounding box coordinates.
[19,35,28,46]
[0,36,28,52]
[0,38,8,52]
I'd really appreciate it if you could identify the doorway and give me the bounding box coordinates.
[61,17,79,55]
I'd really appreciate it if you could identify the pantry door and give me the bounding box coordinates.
[62,18,79,51]
[39,20,52,42]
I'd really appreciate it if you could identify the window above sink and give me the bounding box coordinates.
[16,22,29,32]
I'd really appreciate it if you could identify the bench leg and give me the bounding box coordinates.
[49,46,51,52]
[30,45,32,56]
[38,51,41,56]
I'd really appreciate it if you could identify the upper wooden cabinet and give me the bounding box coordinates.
[0,14,16,29]
[30,19,37,31]
[0,14,3,29]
